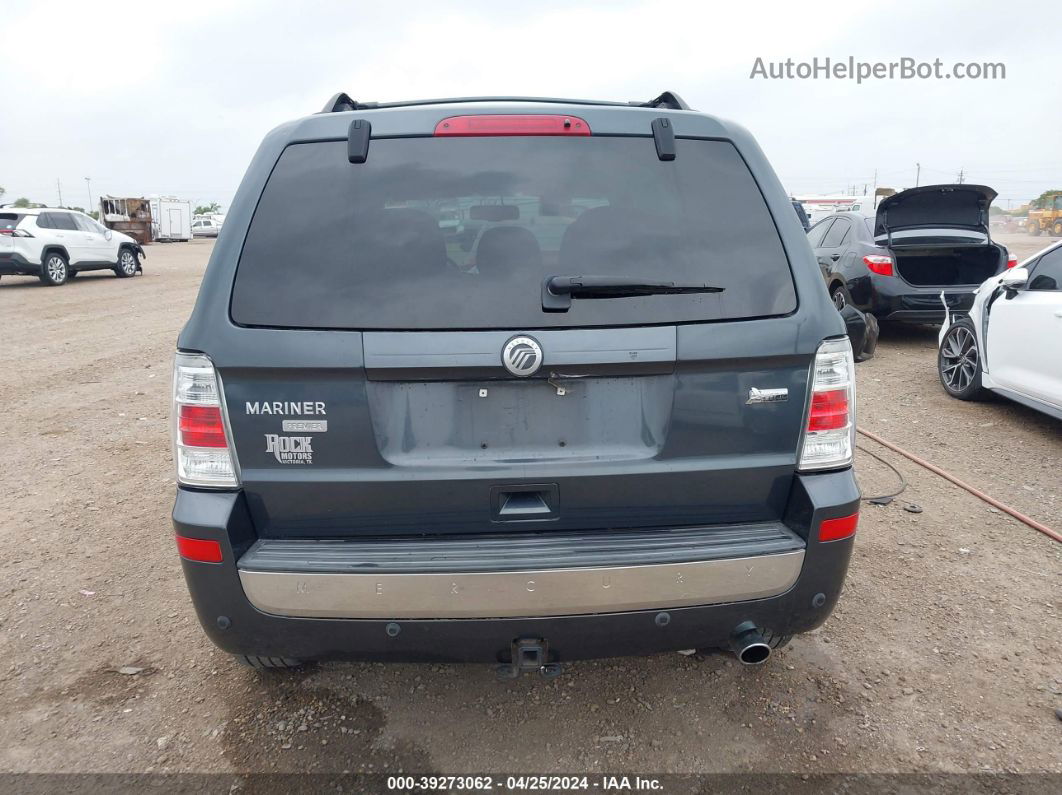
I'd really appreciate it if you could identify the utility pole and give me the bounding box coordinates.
[957,168,965,184]
[915,163,921,187]
[56,179,63,207]
[85,177,92,213]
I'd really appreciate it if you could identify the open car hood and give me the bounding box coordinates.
[874,184,996,245]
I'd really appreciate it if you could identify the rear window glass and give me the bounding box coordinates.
[232,137,796,329]
[0,213,21,231]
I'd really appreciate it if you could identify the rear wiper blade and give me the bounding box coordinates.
[542,275,724,312]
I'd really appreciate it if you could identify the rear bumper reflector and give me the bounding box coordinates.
[818,513,859,542]
[176,535,224,563]
[237,551,805,619]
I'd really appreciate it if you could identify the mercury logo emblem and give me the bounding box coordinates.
[502,335,543,377]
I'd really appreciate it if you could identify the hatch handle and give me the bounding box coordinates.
[491,484,559,521]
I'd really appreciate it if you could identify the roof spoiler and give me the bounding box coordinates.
[320,93,379,113]
[319,91,693,113]
[630,91,691,110]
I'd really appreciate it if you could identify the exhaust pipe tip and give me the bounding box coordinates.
[737,641,771,665]
[729,621,772,665]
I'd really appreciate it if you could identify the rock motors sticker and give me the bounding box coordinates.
[265,434,313,465]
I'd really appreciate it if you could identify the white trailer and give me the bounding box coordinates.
[149,196,192,242]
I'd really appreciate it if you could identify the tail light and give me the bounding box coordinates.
[1006,253,1018,269]
[799,338,855,471]
[0,229,33,237]
[863,255,893,276]
[172,352,238,488]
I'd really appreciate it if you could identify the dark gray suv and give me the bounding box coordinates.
[171,91,860,673]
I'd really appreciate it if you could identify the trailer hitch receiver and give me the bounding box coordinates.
[495,638,563,680]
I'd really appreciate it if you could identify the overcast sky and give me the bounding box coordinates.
[2,1,1057,212]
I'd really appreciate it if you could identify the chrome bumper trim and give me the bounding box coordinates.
[238,551,804,619]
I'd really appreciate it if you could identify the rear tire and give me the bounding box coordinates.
[1052,221,1062,237]
[697,629,792,657]
[115,248,139,278]
[233,654,306,671]
[40,252,69,286]
[760,629,792,651]
[830,284,852,311]
[938,319,987,400]
[1028,222,1041,236]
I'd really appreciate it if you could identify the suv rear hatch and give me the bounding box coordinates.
[222,127,812,538]
[874,184,1006,286]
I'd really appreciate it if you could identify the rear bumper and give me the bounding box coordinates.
[0,252,39,275]
[236,524,806,619]
[868,279,976,323]
[172,470,859,663]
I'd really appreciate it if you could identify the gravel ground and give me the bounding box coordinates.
[0,235,1059,777]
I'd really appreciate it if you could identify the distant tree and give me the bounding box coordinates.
[989,205,1002,215]
[194,202,221,215]
[13,197,32,208]
[0,185,5,200]
[1031,189,1062,209]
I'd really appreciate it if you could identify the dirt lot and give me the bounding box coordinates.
[1,234,1059,779]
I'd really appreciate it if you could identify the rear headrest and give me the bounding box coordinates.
[559,206,662,270]
[474,225,542,273]
[357,208,446,279]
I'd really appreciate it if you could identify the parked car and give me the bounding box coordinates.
[0,207,144,286]
[171,90,860,673]
[191,218,221,237]
[808,185,1015,323]
[938,240,1062,419]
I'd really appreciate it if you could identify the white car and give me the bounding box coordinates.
[938,240,1062,419]
[191,218,221,238]
[0,207,144,286]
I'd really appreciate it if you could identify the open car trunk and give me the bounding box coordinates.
[891,244,1005,287]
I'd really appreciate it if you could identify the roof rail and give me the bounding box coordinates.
[319,91,692,113]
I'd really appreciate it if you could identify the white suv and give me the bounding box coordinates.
[0,207,144,286]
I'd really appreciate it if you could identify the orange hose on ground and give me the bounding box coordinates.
[856,427,1062,544]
